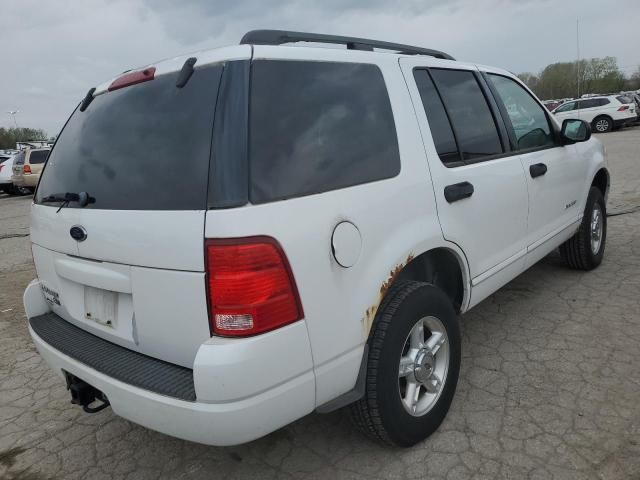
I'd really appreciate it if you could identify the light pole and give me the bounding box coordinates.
[7,110,19,129]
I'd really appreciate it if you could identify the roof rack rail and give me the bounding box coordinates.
[240,30,455,60]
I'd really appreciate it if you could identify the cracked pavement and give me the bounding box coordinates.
[1,126,639,479]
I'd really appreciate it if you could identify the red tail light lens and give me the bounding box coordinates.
[206,237,303,337]
[108,67,156,92]
[23,164,32,174]
[618,105,629,111]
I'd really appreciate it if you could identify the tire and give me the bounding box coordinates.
[592,115,613,133]
[559,187,606,270]
[10,185,31,196]
[350,281,461,447]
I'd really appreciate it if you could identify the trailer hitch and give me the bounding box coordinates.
[65,372,111,413]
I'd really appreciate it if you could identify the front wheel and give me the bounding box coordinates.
[559,187,606,270]
[350,281,461,447]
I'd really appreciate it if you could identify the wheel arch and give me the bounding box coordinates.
[591,167,610,200]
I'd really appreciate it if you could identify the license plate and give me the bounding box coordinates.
[84,287,117,328]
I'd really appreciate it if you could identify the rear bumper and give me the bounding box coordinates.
[613,117,635,128]
[24,279,316,446]
[12,173,37,187]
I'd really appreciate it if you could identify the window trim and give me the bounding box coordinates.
[483,72,562,155]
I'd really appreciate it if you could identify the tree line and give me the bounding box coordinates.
[0,127,49,150]
[518,57,640,100]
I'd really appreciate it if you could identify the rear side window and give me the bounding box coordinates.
[413,70,460,166]
[596,98,610,106]
[28,150,49,164]
[36,64,223,210]
[249,60,400,203]
[428,69,503,162]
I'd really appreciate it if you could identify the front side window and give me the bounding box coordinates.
[489,74,554,150]
[249,60,400,203]
[555,102,575,113]
[429,69,503,162]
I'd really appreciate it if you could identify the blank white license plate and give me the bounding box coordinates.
[84,287,117,328]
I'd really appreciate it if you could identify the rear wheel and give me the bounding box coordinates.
[350,281,461,447]
[592,115,613,133]
[559,187,606,270]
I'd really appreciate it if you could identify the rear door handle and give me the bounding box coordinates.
[444,181,474,203]
[529,163,547,178]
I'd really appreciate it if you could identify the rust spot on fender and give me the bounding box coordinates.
[362,253,415,338]
[379,253,414,300]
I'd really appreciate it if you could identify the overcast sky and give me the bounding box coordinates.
[2,0,638,136]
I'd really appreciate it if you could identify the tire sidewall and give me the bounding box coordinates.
[583,187,607,267]
[376,284,461,447]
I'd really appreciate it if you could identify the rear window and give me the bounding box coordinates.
[617,95,632,104]
[28,150,49,164]
[13,152,25,165]
[249,60,400,204]
[35,64,223,210]
[0,156,9,164]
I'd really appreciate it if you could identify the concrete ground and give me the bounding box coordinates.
[1,127,639,480]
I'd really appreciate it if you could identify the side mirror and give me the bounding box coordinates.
[561,119,591,143]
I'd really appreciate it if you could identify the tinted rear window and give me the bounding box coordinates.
[249,60,400,204]
[429,69,503,161]
[13,152,25,165]
[36,65,223,210]
[28,150,49,164]
[413,70,460,166]
[617,95,632,104]
[0,156,9,164]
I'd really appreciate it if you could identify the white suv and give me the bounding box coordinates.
[24,30,609,448]
[552,95,636,132]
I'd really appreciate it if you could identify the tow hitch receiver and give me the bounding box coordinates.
[64,372,111,413]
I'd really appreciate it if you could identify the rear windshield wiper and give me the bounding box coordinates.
[40,192,95,213]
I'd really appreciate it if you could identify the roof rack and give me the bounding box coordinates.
[240,30,455,60]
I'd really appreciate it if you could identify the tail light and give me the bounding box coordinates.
[618,105,629,111]
[23,164,32,174]
[206,237,303,337]
[0,165,3,173]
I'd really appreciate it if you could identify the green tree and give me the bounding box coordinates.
[520,56,628,100]
[0,127,48,149]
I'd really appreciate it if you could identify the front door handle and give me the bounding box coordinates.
[529,163,547,178]
[444,181,474,203]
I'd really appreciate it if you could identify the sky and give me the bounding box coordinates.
[1,0,639,136]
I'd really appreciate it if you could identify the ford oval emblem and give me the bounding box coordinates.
[69,226,87,242]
